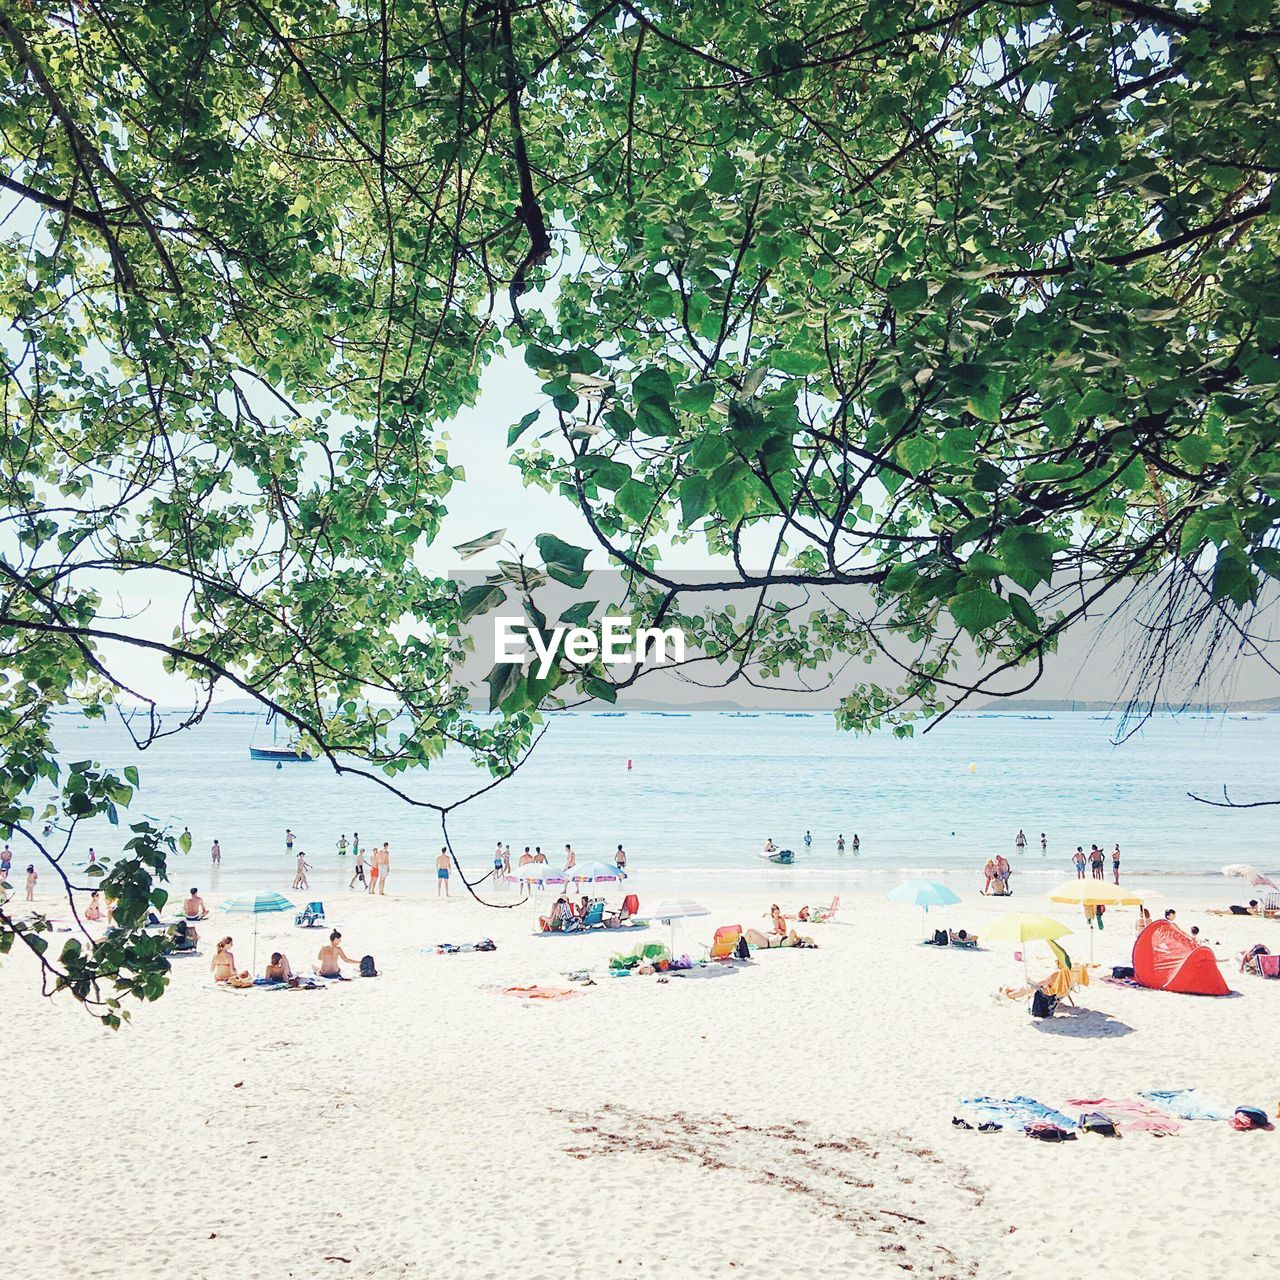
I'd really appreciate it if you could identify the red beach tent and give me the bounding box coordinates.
[1132,920,1230,996]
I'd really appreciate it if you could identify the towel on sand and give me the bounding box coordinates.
[956,1096,1077,1131]
[1139,1089,1231,1122]
[1065,1097,1181,1134]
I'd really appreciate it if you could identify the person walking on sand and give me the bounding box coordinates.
[293,851,312,890]
[436,847,451,897]
[1073,847,1086,879]
[1112,843,1121,884]
[349,847,366,890]
[564,843,576,871]
[25,864,37,901]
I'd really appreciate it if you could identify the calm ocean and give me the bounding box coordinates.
[32,708,1278,897]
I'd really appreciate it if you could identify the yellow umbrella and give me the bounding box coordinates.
[986,913,1071,977]
[1046,881,1145,907]
[1046,881,1147,960]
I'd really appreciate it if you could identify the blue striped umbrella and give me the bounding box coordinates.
[219,891,295,971]
[888,880,961,937]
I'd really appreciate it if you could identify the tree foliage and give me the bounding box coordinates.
[2,0,1278,1014]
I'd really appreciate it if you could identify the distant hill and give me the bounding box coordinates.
[972,696,1280,714]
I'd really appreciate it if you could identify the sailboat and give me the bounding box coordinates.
[249,709,315,762]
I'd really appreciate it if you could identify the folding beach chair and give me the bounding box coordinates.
[707,925,743,962]
[295,901,326,928]
[605,893,639,927]
[1259,953,1280,979]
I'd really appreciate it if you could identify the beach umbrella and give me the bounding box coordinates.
[566,861,627,884]
[1222,864,1279,890]
[219,890,294,972]
[1046,881,1147,960]
[887,880,960,936]
[508,865,568,887]
[986,912,1071,978]
[644,898,710,953]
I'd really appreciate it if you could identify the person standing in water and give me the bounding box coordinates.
[851,833,860,851]
[1040,832,1047,853]
[211,839,221,865]
[285,828,295,852]
[615,844,627,871]
[803,830,812,847]
[1015,829,1027,851]
[1073,847,1086,879]
[836,834,846,853]
[436,847,451,897]
[502,844,511,874]
[337,834,348,856]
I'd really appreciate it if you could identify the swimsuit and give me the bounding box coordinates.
[438,867,449,879]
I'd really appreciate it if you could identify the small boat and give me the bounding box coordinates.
[249,744,315,762]
[760,848,795,865]
[249,709,315,762]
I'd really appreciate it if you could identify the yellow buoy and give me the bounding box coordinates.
[968,763,978,774]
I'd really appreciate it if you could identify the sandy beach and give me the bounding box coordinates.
[5,871,1280,1279]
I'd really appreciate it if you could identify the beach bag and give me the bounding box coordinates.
[476,938,496,952]
[1030,989,1057,1019]
[932,929,948,947]
[734,935,750,961]
[1111,965,1134,979]
[1025,1122,1075,1142]
[1080,1111,1118,1137]
[359,954,378,978]
[1232,1106,1269,1130]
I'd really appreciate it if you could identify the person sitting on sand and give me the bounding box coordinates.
[211,937,252,986]
[1241,943,1270,975]
[540,896,574,932]
[84,890,103,922]
[769,904,787,936]
[265,951,293,983]
[1135,906,1152,933]
[184,887,208,919]
[315,930,358,978]
[170,919,197,951]
[745,926,818,950]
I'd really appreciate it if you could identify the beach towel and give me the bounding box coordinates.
[956,1096,1077,1131]
[1230,1106,1272,1131]
[502,985,578,1001]
[1139,1089,1231,1122]
[1065,1097,1181,1134]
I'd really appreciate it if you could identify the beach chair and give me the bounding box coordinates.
[707,925,743,962]
[605,893,639,927]
[1259,953,1280,979]
[1041,939,1088,1004]
[295,901,325,928]
[809,895,840,923]
[575,899,606,931]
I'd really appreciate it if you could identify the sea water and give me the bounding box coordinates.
[26,708,1278,898]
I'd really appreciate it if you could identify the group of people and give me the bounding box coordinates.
[210,928,361,988]
[1073,843,1122,883]
[981,855,1013,895]
[494,842,629,878]
[800,831,860,851]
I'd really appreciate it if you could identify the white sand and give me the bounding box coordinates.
[5,873,1280,1279]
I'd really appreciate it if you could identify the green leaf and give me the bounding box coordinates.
[615,479,657,524]
[535,533,590,588]
[453,529,506,559]
[1175,436,1213,468]
[679,475,712,525]
[584,676,617,703]
[1255,546,1280,580]
[459,583,506,621]
[559,600,597,626]
[889,279,928,311]
[486,663,522,713]
[508,410,541,447]
[997,526,1057,591]
[949,588,1012,635]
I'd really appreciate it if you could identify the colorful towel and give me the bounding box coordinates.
[1065,1097,1181,1134]
[503,985,579,1001]
[956,1096,1077,1131]
[1139,1089,1231,1122]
